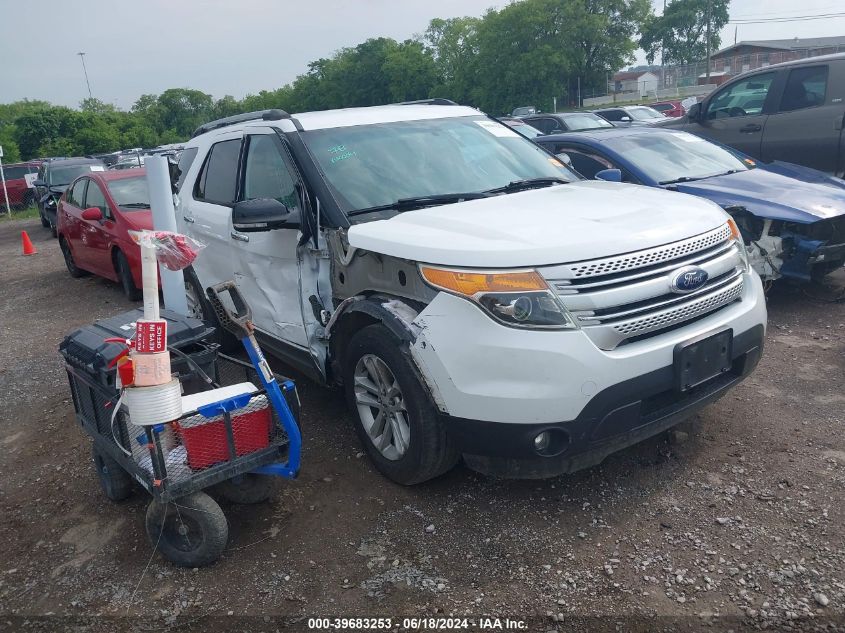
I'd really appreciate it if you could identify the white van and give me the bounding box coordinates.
[175,103,767,484]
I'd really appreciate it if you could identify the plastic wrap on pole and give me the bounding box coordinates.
[141,243,160,320]
[145,154,189,316]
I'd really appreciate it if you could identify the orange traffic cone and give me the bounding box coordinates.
[21,231,37,256]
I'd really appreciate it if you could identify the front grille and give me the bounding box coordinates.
[541,225,745,349]
[566,224,733,278]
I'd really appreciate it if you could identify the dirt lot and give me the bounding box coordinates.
[1,217,844,632]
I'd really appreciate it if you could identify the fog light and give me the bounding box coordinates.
[534,431,551,453]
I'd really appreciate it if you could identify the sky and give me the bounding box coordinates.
[0,0,843,109]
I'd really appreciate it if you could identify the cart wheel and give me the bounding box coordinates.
[92,446,133,502]
[213,474,274,504]
[145,491,228,567]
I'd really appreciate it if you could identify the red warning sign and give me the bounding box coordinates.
[135,320,167,353]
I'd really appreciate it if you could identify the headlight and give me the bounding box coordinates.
[419,266,577,330]
[727,218,751,272]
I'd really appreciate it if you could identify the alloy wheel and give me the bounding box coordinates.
[353,354,410,461]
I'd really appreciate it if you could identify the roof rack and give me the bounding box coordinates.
[394,98,458,106]
[192,109,290,138]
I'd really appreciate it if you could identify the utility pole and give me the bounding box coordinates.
[661,0,666,91]
[77,52,93,100]
[705,0,712,82]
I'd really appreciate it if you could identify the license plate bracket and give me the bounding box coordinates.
[674,330,733,392]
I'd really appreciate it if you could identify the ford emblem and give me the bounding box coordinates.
[670,266,709,293]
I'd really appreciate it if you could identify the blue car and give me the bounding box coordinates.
[536,127,845,281]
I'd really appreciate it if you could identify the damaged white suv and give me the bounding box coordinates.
[176,102,767,484]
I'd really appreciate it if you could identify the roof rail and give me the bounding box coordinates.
[394,98,458,106]
[192,109,290,138]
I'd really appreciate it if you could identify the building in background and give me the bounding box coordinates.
[709,36,845,75]
[610,69,659,97]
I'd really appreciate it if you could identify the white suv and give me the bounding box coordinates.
[176,103,767,484]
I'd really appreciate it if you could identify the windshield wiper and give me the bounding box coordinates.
[660,169,741,185]
[484,177,568,194]
[119,203,150,208]
[348,192,491,216]
[658,176,704,185]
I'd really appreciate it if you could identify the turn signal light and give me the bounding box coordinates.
[419,267,547,296]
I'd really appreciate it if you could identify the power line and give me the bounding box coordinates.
[729,4,840,19]
[729,12,845,24]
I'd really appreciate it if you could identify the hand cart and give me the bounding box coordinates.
[61,282,302,567]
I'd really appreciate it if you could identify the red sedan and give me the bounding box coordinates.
[57,169,153,300]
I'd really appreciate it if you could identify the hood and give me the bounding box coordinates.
[347,182,728,268]
[672,168,845,224]
[119,209,153,231]
[757,160,845,190]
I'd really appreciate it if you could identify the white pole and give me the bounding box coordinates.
[141,242,160,321]
[145,154,189,316]
[0,156,10,216]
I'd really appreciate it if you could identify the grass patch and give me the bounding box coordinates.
[0,204,40,222]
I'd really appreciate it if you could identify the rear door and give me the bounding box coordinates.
[760,63,843,174]
[61,178,88,260]
[185,132,244,291]
[230,129,308,347]
[80,179,117,276]
[682,71,778,157]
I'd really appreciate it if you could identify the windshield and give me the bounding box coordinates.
[628,107,665,121]
[561,113,613,131]
[508,123,543,138]
[107,176,150,210]
[604,132,749,183]
[303,116,576,213]
[48,164,101,186]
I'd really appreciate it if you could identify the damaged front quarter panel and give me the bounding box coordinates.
[324,230,449,411]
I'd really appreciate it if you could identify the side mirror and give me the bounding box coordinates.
[82,207,103,221]
[595,169,623,182]
[620,116,632,122]
[33,179,46,187]
[687,102,701,122]
[232,198,300,232]
[555,152,573,166]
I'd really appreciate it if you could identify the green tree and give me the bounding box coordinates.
[422,17,481,102]
[472,0,651,114]
[0,127,21,163]
[156,88,214,138]
[640,0,730,66]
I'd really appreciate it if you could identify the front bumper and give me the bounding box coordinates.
[449,324,763,478]
[409,271,767,478]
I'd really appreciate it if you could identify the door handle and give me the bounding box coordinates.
[739,124,762,133]
[230,231,249,243]
[183,215,195,223]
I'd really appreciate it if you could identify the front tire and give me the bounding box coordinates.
[343,324,459,485]
[145,492,228,567]
[115,250,142,301]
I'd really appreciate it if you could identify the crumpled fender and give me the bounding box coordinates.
[326,294,421,343]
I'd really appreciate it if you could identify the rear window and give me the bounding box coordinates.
[2,165,38,180]
[651,103,674,112]
[107,176,150,210]
[48,164,103,186]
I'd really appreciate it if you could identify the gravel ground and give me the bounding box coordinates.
[1,217,844,633]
